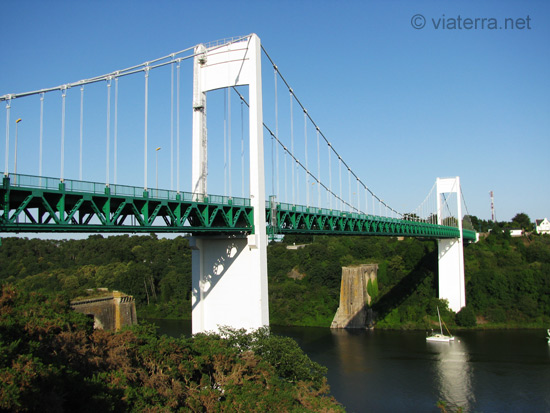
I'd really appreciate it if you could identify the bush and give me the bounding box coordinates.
[455,306,477,327]
[0,285,343,412]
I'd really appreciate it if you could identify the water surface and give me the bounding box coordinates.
[152,320,550,412]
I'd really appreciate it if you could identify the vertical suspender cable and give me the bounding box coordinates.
[4,98,10,176]
[316,128,321,208]
[271,91,275,196]
[328,144,332,209]
[338,157,342,211]
[241,97,244,198]
[106,78,111,186]
[304,110,308,207]
[290,90,295,204]
[144,66,149,190]
[224,89,227,196]
[274,66,279,198]
[61,88,66,182]
[228,86,232,197]
[114,76,119,185]
[365,187,368,214]
[79,87,84,180]
[39,94,44,178]
[356,178,360,213]
[284,145,288,203]
[348,168,351,212]
[176,60,181,194]
[170,60,174,191]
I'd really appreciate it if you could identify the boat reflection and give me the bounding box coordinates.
[429,337,475,412]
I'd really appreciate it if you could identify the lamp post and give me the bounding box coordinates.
[155,147,161,196]
[14,118,22,184]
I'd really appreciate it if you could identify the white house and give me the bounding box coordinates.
[509,229,523,237]
[535,218,550,235]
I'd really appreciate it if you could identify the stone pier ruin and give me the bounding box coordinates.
[71,290,137,331]
[331,264,378,329]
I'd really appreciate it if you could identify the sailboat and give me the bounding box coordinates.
[426,306,455,342]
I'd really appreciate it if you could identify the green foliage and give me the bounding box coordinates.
[464,232,550,325]
[455,306,477,327]
[0,285,343,412]
[367,278,379,300]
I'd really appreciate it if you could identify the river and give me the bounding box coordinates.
[152,320,550,412]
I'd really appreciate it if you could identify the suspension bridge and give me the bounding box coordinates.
[1,34,476,333]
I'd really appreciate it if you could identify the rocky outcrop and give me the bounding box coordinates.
[331,264,378,329]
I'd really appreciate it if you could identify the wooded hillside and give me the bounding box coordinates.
[1,228,549,328]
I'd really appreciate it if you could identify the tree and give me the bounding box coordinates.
[511,212,533,232]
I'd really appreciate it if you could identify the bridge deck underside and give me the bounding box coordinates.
[1,175,476,240]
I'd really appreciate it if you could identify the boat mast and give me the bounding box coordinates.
[437,306,443,335]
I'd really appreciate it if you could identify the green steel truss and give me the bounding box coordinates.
[1,174,476,241]
[1,174,253,234]
[267,202,477,241]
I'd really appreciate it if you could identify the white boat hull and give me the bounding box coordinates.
[426,334,455,342]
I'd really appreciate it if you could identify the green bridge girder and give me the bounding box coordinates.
[1,174,476,241]
[1,174,254,234]
[268,202,477,241]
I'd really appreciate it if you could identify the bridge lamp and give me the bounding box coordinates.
[155,147,161,192]
[14,118,22,185]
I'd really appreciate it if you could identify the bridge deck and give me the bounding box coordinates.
[1,174,476,240]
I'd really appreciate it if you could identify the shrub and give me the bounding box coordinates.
[455,306,477,327]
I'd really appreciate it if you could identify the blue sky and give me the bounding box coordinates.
[1,0,548,222]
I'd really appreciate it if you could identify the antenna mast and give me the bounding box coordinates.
[490,191,495,222]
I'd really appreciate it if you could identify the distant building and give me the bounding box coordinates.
[509,229,523,237]
[535,218,550,235]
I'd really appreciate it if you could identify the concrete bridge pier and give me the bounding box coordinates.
[190,235,269,334]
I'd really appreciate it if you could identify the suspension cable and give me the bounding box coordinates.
[262,45,402,217]
[233,86,360,212]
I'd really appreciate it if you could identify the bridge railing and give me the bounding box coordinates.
[2,172,250,206]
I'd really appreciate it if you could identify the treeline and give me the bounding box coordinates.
[1,227,549,328]
[0,234,192,319]
[0,285,343,411]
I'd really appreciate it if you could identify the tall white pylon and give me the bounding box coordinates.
[191,34,269,334]
[436,176,466,312]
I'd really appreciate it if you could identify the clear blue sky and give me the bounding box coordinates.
[1,0,548,222]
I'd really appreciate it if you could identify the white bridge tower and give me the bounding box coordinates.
[190,34,269,334]
[436,176,466,312]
